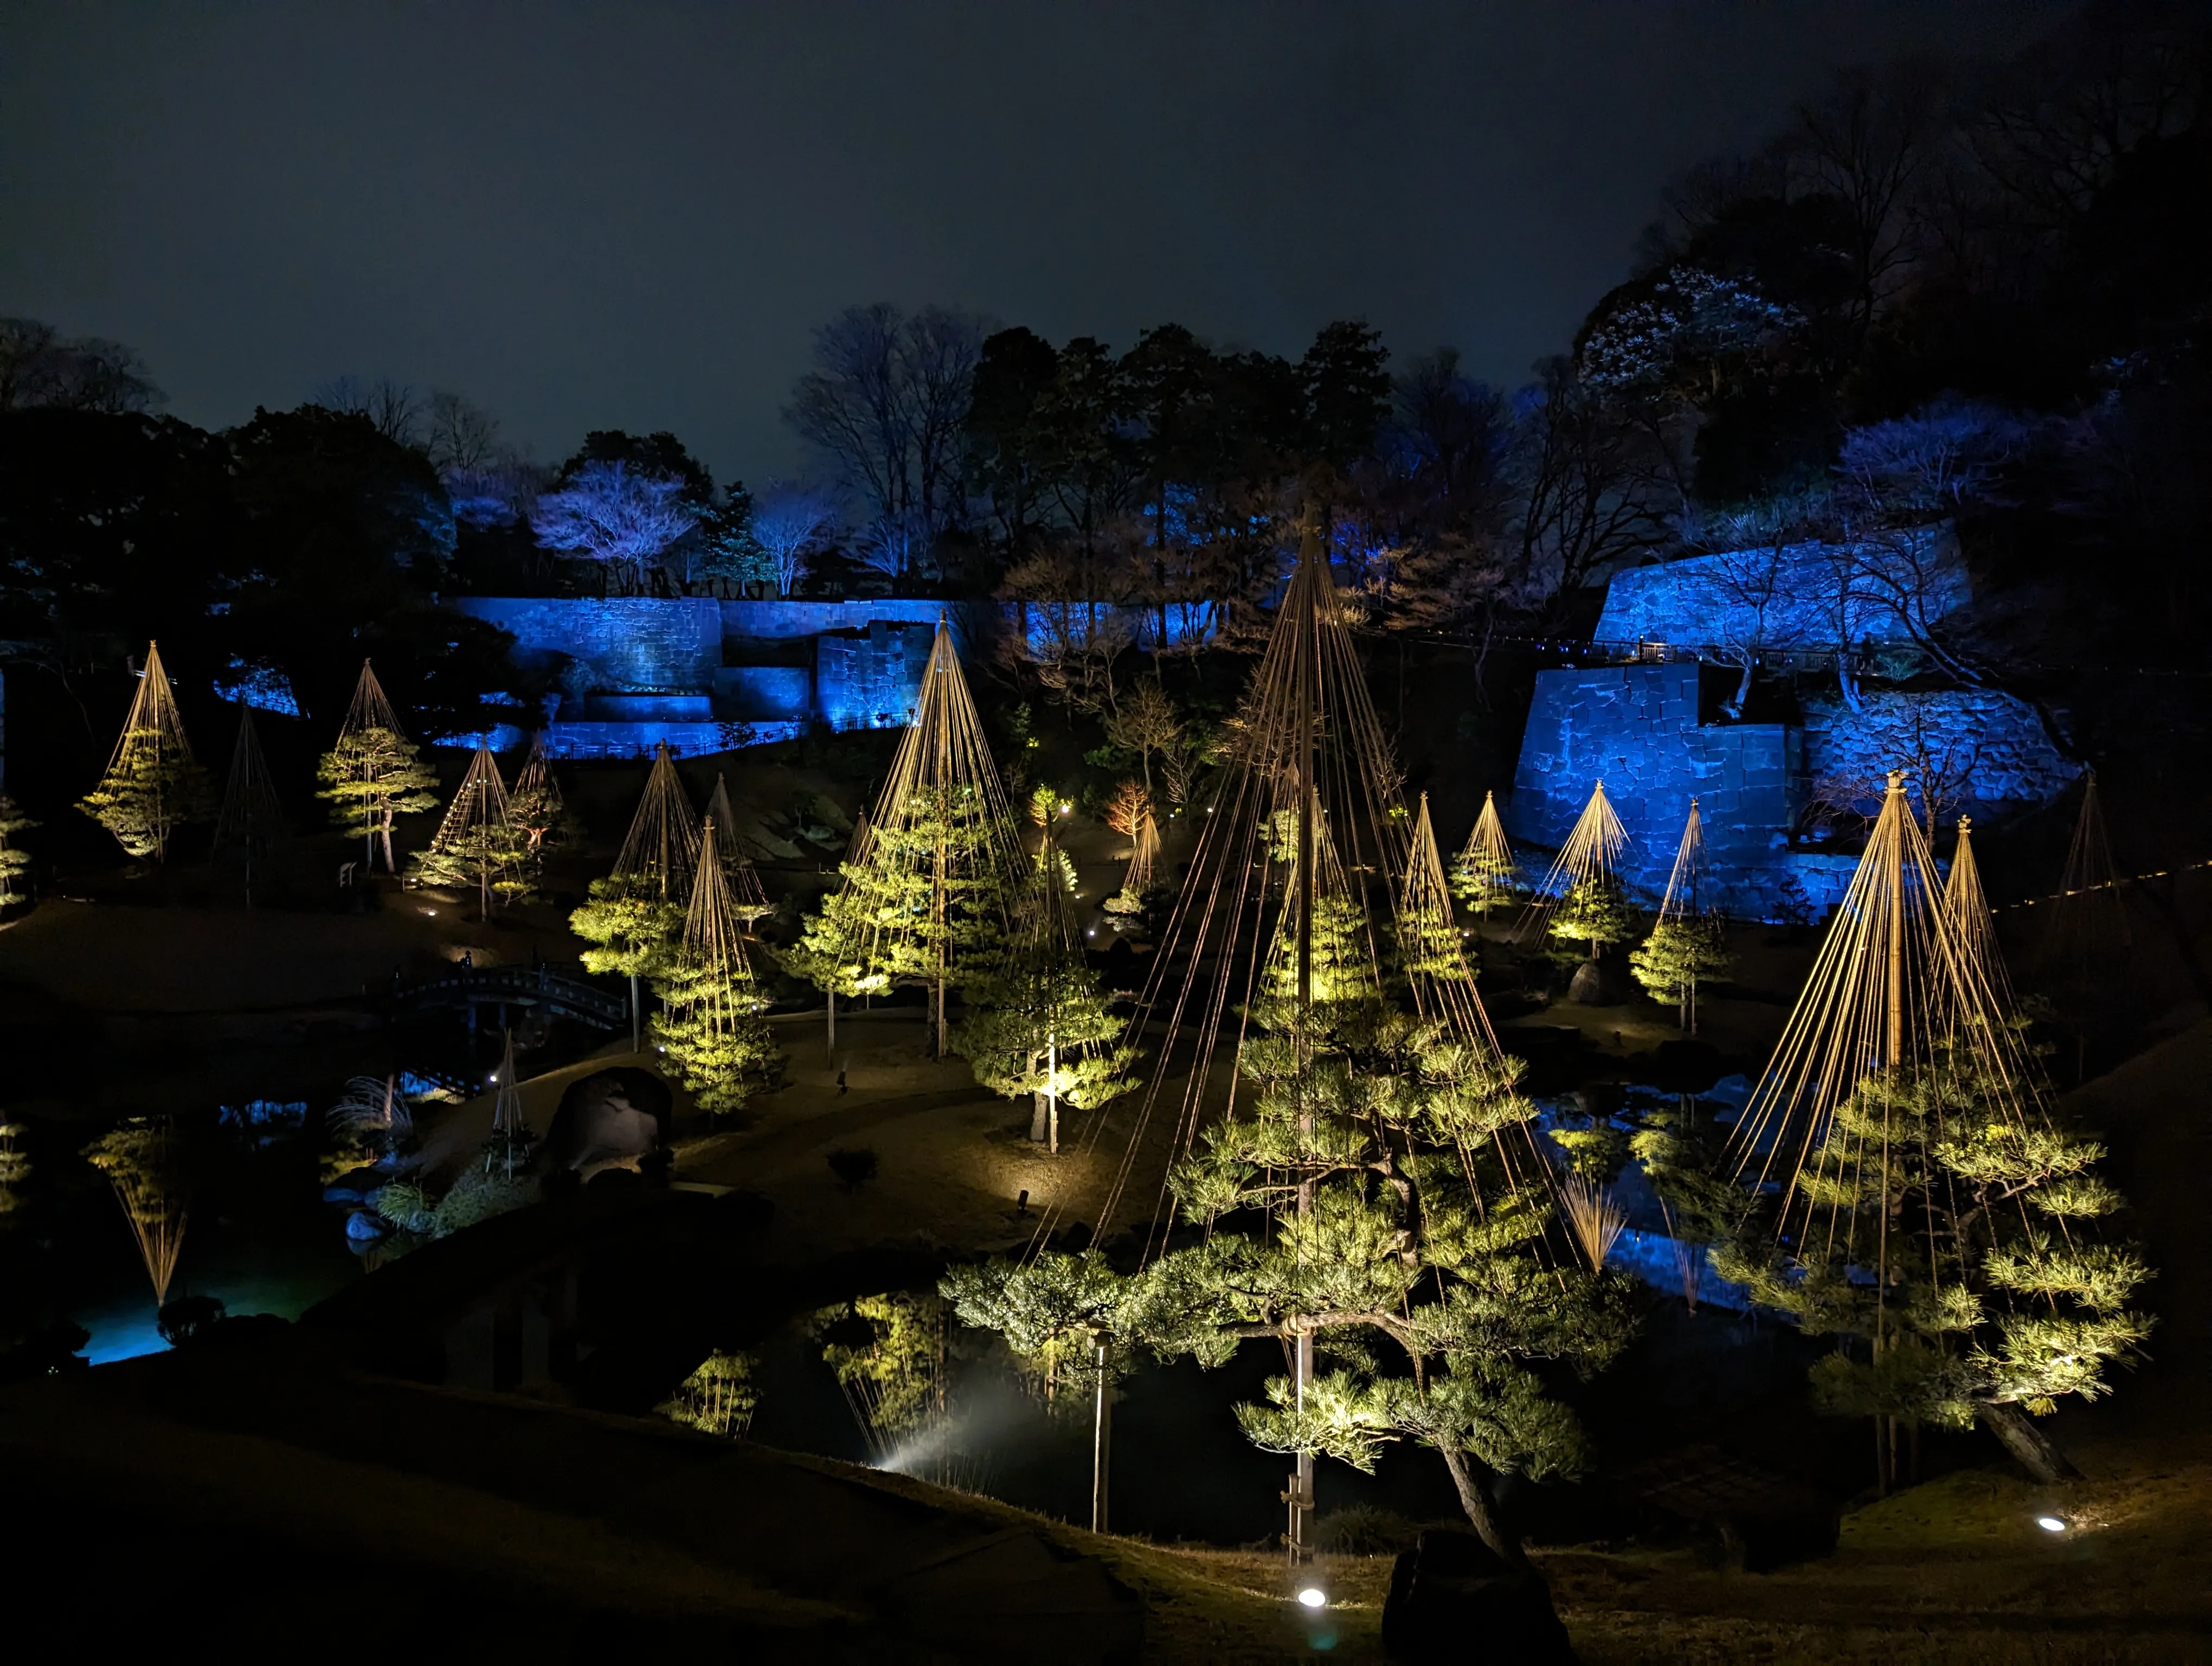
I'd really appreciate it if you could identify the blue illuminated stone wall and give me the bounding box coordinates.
[1506,655,2078,921]
[445,595,969,754]
[453,597,722,696]
[1594,530,1966,651]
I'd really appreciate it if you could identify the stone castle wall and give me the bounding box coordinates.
[1593,529,1965,652]
[1506,657,2075,920]
[446,595,959,755]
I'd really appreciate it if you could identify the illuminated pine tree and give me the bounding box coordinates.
[651,818,781,1115]
[570,742,700,1049]
[792,619,1023,1055]
[1521,780,1632,962]
[1397,792,1469,981]
[1055,533,1626,1567]
[79,642,214,862]
[1722,773,2153,1487]
[408,744,530,920]
[212,707,285,907]
[317,661,439,873]
[1630,802,1732,1031]
[507,732,577,867]
[0,795,38,906]
[953,825,1134,1150]
[1449,789,1516,915]
[1718,1053,2152,1484]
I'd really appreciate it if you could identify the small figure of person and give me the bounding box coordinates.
[836,1067,848,1097]
[461,950,474,970]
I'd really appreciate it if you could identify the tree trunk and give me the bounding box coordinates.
[1091,1338,1112,1534]
[1029,1090,1050,1143]
[827,989,836,1061]
[1978,1402,2082,1484]
[629,971,641,1054]
[1433,1441,1529,1570]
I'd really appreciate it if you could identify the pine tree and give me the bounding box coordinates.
[507,733,578,867]
[408,744,531,919]
[570,742,702,1049]
[571,880,684,1050]
[1715,1052,2152,1478]
[1126,987,1631,1565]
[953,828,1134,1150]
[1630,915,1733,1031]
[0,796,38,906]
[704,773,774,925]
[979,529,1629,1568]
[650,817,781,1115]
[317,661,439,873]
[1397,793,1469,981]
[1630,800,1731,1029]
[1548,876,1640,962]
[83,1120,191,1306]
[799,782,1015,1045]
[79,642,214,862]
[1519,780,1629,962]
[790,620,1023,1055]
[1449,789,1516,915]
[1724,773,2157,1487]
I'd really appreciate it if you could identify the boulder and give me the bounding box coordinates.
[538,1067,673,1176]
[1381,1530,1575,1665]
[1565,958,1630,1005]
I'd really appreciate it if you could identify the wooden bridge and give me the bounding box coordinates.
[388,962,630,1033]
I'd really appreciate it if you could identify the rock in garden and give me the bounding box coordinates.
[1381,1530,1575,1664]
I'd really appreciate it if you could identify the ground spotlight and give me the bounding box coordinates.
[1296,1586,1327,1609]
[2035,1515,2067,1533]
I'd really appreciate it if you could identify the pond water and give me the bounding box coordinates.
[4,1010,1809,1547]
[0,1021,502,1366]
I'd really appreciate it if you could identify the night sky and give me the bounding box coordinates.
[3,3,2068,484]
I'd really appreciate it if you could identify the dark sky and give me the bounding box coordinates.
[2,3,2069,486]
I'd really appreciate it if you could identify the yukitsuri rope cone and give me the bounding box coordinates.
[1515,780,1627,945]
[414,743,526,921]
[213,706,284,906]
[2041,769,2131,991]
[704,773,774,925]
[319,660,438,873]
[1941,815,2014,1026]
[508,731,570,863]
[486,1030,531,1178]
[1731,774,2026,1232]
[1060,527,1595,1569]
[653,817,778,1116]
[796,618,1025,1057]
[1399,792,1469,979]
[1723,772,2152,1492]
[80,641,213,862]
[1450,789,1517,917]
[618,742,703,904]
[1630,800,1732,1034]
